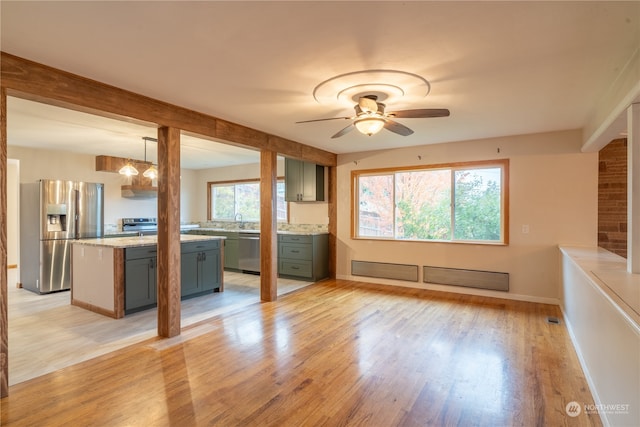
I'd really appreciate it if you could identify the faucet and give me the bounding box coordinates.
[235,213,244,229]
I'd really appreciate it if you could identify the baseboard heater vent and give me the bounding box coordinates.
[423,266,509,292]
[352,260,419,282]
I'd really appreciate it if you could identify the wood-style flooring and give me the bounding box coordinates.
[1,279,601,426]
[6,269,309,386]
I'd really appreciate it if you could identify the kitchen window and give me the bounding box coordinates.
[208,179,287,222]
[352,159,509,244]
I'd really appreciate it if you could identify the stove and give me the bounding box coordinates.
[122,217,158,236]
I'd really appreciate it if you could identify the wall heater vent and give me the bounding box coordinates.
[352,260,419,282]
[423,266,509,292]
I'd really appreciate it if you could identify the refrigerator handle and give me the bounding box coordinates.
[74,189,80,240]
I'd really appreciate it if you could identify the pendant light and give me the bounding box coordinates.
[119,161,138,176]
[118,136,157,178]
[143,164,158,179]
[142,136,158,179]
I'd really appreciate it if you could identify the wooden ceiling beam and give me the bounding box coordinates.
[0,52,337,167]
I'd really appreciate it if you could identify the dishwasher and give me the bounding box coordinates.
[238,233,260,274]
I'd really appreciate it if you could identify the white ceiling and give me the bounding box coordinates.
[6,97,261,169]
[1,1,638,167]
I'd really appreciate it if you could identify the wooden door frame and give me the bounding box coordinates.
[0,52,337,397]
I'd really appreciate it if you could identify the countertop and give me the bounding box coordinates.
[194,227,328,236]
[73,234,225,248]
[104,224,200,237]
[104,228,328,237]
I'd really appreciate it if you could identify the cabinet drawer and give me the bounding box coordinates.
[182,240,220,253]
[125,246,158,260]
[279,234,312,244]
[279,260,312,278]
[279,243,312,261]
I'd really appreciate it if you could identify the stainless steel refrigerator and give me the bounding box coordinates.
[20,179,104,294]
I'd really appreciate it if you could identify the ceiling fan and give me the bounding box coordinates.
[296,95,450,138]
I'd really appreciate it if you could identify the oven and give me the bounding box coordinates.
[122,217,158,236]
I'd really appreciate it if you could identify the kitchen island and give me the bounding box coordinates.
[71,235,225,318]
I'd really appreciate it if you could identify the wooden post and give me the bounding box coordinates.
[157,126,181,337]
[260,150,277,302]
[1,87,8,397]
[628,103,640,273]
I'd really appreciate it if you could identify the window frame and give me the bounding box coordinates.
[351,159,509,245]
[207,177,288,223]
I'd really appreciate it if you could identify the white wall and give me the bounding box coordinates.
[8,146,329,227]
[8,146,196,225]
[192,159,329,224]
[7,159,19,265]
[336,129,598,302]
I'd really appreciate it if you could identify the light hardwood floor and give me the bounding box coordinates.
[6,269,310,386]
[1,279,601,426]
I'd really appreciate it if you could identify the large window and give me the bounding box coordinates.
[208,179,287,222]
[353,160,508,244]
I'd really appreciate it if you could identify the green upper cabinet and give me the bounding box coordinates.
[285,158,325,202]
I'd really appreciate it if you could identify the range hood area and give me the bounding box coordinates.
[95,155,157,199]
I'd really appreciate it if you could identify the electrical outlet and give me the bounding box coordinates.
[522,225,530,234]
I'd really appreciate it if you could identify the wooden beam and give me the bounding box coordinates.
[1,52,337,167]
[156,127,181,338]
[260,150,278,302]
[0,87,8,398]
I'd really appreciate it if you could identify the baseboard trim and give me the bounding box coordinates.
[336,274,559,305]
[71,299,118,319]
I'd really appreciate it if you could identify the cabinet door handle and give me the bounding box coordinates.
[202,252,206,261]
[149,258,154,269]
[290,250,299,253]
[291,266,299,270]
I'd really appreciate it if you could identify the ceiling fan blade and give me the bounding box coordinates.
[358,96,378,113]
[331,123,355,139]
[296,117,351,124]
[384,119,414,136]
[389,108,450,119]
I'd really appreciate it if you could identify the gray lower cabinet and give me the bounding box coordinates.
[125,246,158,314]
[124,240,221,314]
[278,234,328,281]
[185,230,239,271]
[223,234,239,270]
[180,240,222,299]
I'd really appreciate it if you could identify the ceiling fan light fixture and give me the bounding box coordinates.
[354,117,385,136]
[119,162,139,176]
